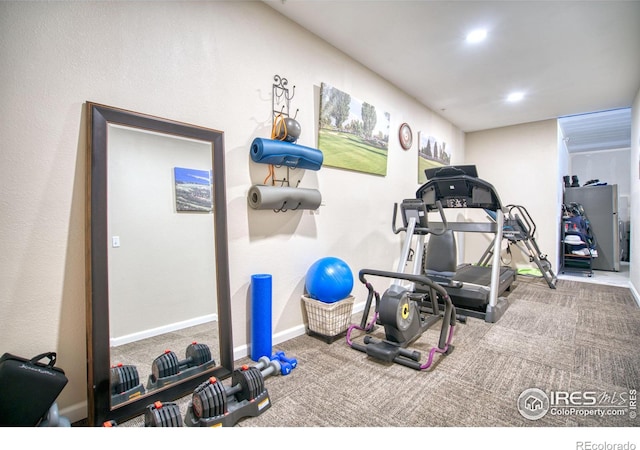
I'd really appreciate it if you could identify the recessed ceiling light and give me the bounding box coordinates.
[466,29,487,43]
[507,92,525,102]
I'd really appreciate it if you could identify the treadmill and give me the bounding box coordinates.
[416,165,516,323]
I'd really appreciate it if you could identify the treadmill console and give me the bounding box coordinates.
[445,198,468,208]
[416,167,502,212]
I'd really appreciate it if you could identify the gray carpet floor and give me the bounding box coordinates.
[120,276,640,427]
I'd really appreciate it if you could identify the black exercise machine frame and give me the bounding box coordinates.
[350,269,457,371]
[347,198,458,371]
[479,204,557,289]
[415,166,514,323]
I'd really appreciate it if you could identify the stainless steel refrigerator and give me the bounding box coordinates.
[564,184,620,271]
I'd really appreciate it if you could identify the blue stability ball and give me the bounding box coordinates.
[305,257,354,303]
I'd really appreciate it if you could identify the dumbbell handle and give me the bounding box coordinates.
[211,372,259,397]
[176,355,198,369]
[261,359,281,379]
[226,383,242,396]
[253,356,272,371]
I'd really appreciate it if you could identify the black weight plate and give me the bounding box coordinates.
[150,358,160,382]
[167,351,179,376]
[192,381,208,419]
[158,406,170,426]
[232,370,249,402]
[253,367,265,393]
[210,380,223,417]
[110,367,122,394]
[210,383,221,418]
[252,367,265,397]
[200,383,214,419]
[249,367,263,399]
[166,403,181,427]
[144,405,161,427]
[215,380,227,416]
[151,355,165,381]
[192,392,204,419]
[127,365,140,388]
[121,365,134,391]
[186,343,212,367]
[246,369,259,400]
[235,368,257,401]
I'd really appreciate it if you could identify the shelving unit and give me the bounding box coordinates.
[560,218,593,277]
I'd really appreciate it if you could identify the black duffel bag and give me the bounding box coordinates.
[0,352,68,426]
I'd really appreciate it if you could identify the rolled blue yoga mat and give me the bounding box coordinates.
[251,274,273,361]
[250,137,323,171]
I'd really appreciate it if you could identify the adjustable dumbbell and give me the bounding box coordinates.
[110,363,141,395]
[110,363,146,405]
[144,401,183,427]
[150,342,212,382]
[189,359,280,423]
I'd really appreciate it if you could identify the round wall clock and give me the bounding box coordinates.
[399,123,413,150]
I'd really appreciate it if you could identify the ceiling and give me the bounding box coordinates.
[558,108,631,153]
[264,0,639,152]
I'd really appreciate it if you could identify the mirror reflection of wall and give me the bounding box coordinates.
[86,102,233,424]
[107,124,219,376]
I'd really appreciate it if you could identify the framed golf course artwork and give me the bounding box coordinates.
[417,132,451,184]
[318,82,390,176]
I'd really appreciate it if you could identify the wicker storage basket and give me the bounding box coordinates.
[302,295,354,341]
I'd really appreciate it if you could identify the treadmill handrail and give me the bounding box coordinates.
[506,204,536,238]
[392,200,448,235]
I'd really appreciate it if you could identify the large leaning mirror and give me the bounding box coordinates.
[85,102,233,426]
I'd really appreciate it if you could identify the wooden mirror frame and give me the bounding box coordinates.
[85,102,233,426]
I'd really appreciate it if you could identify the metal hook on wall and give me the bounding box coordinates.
[270,165,291,187]
[272,74,296,121]
[273,74,295,101]
[273,201,288,213]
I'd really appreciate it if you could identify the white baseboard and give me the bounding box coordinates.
[110,314,217,347]
[233,324,307,360]
[67,302,369,423]
[232,300,366,360]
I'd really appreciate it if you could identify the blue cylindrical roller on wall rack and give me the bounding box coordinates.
[251,274,273,361]
[250,137,323,171]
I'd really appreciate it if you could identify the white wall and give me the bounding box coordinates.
[630,87,640,302]
[570,148,631,223]
[0,1,464,420]
[107,125,217,342]
[558,126,570,212]
[465,120,560,271]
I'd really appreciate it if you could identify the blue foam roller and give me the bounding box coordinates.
[250,137,323,171]
[251,274,273,361]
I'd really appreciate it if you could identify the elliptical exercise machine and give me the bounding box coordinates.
[346,199,459,371]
